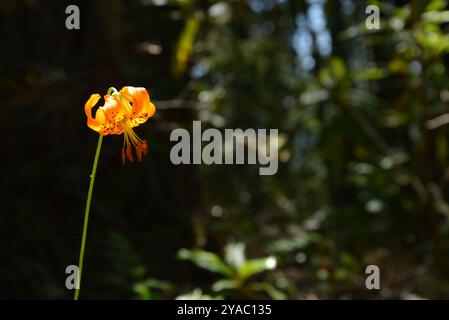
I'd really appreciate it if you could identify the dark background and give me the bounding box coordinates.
[1,0,449,299]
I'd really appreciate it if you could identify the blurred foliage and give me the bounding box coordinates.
[2,0,449,299]
[176,242,285,299]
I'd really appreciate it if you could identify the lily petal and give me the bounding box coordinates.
[100,95,127,123]
[85,93,102,132]
[120,86,156,126]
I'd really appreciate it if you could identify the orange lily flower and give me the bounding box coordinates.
[84,86,156,164]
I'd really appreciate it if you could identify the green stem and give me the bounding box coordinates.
[74,134,103,300]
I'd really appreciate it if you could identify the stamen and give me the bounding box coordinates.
[142,139,148,155]
[126,143,134,163]
[121,147,126,165]
[121,121,148,164]
[136,147,143,162]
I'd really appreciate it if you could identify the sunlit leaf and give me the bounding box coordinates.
[177,248,233,277]
[212,279,239,292]
[238,256,277,280]
[248,283,286,300]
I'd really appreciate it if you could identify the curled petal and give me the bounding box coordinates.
[100,95,127,123]
[85,94,102,132]
[120,86,156,126]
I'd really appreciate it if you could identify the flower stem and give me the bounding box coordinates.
[74,134,103,300]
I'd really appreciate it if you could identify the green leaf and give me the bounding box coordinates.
[330,57,347,81]
[212,279,239,292]
[238,256,277,280]
[426,0,447,11]
[248,282,286,300]
[352,68,387,82]
[133,279,173,300]
[224,242,246,270]
[177,248,233,277]
[172,16,201,76]
[421,10,449,24]
[176,288,221,300]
